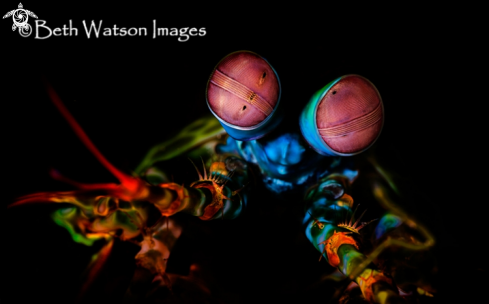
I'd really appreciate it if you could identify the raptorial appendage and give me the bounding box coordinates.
[304,173,404,304]
[188,158,244,220]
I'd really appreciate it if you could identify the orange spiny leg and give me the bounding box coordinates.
[337,205,378,234]
[318,230,359,267]
[190,159,233,220]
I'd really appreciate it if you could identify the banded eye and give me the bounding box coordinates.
[207,51,280,129]
[300,75,384,156]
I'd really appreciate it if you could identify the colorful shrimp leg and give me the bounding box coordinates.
[188,159,233,220]
[304,174,404,303]
[11,80,246,220]
[135,216,183,292]
[9,80,248,293]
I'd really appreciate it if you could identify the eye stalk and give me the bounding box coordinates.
[206,51,282,141]
[299,75,384,156]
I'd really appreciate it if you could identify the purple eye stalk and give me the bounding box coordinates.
[300,75,384,157]
[206,51,283,141]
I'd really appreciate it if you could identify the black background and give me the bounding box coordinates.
[2,2,483,304]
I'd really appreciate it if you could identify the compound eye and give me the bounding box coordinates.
[316,75,383,154]
[300,75,383,156]
[207,51,280,129]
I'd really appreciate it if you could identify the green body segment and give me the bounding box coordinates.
[135,115,226,174]
[52,207,101,246]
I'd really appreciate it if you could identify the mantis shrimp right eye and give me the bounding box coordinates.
[300,75,384,156]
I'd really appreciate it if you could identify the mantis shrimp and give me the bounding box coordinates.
[6,50,441,304]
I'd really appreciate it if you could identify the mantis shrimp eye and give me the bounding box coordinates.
[300,75,384,156]
[206,51,282,141]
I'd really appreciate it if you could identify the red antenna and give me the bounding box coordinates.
[43,79,139,193]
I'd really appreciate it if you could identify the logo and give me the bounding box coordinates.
[3,3,38,37]
[2,4,206,41]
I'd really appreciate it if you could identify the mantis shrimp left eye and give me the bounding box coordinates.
[206,50,282,141]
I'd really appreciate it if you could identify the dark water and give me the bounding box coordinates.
[4,4,479,303]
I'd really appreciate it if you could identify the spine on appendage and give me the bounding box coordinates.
[304,174,405,304]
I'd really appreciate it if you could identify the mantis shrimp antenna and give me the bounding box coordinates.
[11,80,150,208]
[43,79,141,194]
